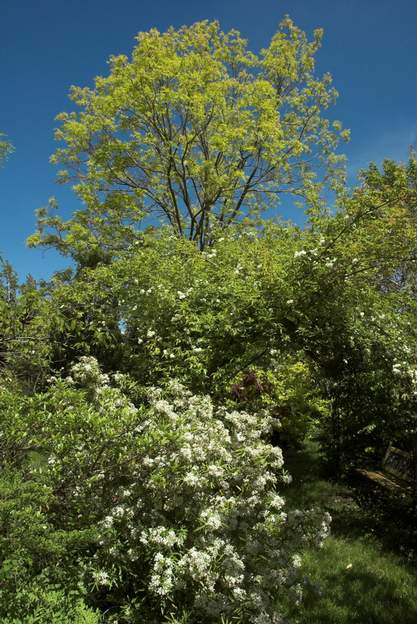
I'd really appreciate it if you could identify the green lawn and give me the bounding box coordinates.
[284,443,417,624]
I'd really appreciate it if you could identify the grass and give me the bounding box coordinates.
[283,441,417,624]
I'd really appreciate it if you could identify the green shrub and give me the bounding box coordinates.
[0,358,330,623]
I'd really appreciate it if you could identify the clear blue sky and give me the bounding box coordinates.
[1,0,416,280]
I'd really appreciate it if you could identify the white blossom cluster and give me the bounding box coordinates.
[70,355,110,393]
[294,246,338,270]
[392,359,417,398]
[60,363,332,623]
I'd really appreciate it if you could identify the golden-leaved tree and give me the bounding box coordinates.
[29,18,349,266]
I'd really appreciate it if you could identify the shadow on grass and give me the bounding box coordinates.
[283,441,417,624]
[284,441,417,555]
[290,536,417,624]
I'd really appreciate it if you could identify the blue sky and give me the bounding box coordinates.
[1,0,416,280]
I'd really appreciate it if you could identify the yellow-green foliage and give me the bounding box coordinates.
[229,359,330,446]
[28,18,348,265]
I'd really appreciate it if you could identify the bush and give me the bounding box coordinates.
[0,470,100,623]
[0,358,330,623]
[0,576,100,624]
[228,359,329,448]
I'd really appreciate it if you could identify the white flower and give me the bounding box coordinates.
[147,329,156,338]
[269,494,285,510]
[101,515,114,528]
[201,510,222,530]
[292,554,302,568]
[180,446,193,461]
[207,464,224,478]
[294,250,307,258]
[183,471,200,486]
[94,570,111,586]
[233,587,247,600]
[182,548,212,581]
[112,505,125,518]
[149,553,174,596]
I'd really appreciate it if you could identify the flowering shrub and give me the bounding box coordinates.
[0,357,331,622]
[45,206,417,463]
[72,359,331,622]
[27,191,417,473]
[45,224,300,391]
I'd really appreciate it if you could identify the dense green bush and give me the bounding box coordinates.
[40,224,331,448]
[0,262,52,392]
[40,171,417,461]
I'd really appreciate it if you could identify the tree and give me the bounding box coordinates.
[290,157,417,468]
[0,133,13,166]
[28,18,349,265]
[354,157,417,297]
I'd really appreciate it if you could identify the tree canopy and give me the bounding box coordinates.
[28,18,349,266]
[0,133,13,166]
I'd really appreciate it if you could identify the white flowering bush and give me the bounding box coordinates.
[70,360,332,621]
[0,357,331,622]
